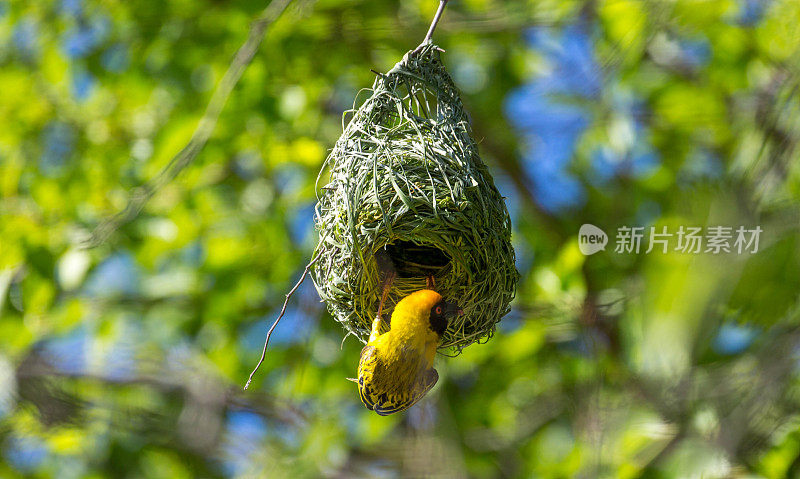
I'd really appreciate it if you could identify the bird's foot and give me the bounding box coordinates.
[370,273,395,342]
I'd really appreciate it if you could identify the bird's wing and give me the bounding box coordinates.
[373,367,439,416]
[357,345,378,410]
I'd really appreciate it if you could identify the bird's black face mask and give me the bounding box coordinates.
[429,300,463,335]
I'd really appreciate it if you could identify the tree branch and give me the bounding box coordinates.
[83,0,295,249]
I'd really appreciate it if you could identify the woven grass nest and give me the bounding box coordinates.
[311,43,518,351]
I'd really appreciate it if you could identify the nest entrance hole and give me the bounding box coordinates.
[382,240,451,279]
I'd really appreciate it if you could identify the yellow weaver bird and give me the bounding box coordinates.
[354,289,462,415]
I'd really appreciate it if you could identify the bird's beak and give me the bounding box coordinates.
[444,301,463,318]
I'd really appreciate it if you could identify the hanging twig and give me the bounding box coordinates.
[423,0,449,44]
[82,0,294,249]
[244,255,320,390]
[413,0,449,54]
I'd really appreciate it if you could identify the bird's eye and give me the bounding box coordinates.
[435,306,442,315]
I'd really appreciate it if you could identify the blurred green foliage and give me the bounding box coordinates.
[2,0,800,477]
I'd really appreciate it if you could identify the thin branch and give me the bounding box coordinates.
[423,0,449,45]
[634,428,686,477]
[16,353,306,426]
[82,0,294,249]
[412,0,449,55]
[244,255,320,390]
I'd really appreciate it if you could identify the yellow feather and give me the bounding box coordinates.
[355,290,447,415]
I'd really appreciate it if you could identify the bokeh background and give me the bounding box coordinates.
[2,0,800,477]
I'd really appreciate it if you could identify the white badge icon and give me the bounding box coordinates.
[578,224,607,255]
